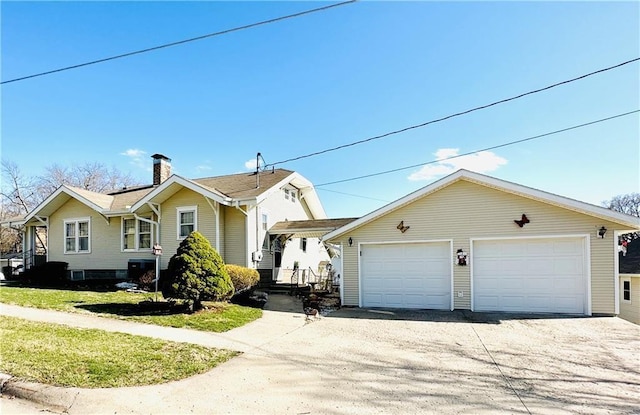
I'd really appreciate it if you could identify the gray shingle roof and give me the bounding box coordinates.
[193,169,294,199]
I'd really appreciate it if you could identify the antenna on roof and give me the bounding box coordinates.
[255,152,262,188]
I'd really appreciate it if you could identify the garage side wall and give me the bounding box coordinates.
[619,275,640,324]
[334,180,620,313]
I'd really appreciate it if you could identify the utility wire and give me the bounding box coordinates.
[1,0,356,85]
[316,187,391,203]
[266,58,640,167]
[315,109,639,187]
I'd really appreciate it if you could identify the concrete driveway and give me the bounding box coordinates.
[3,301,640,414]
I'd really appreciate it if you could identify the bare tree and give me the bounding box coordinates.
[38,162,139,195]
[1,160,37,254]
[603,193,640,217]
[1,159,141,254]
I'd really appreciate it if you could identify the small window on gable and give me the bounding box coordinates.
[623,280,631,302]
[177,206,197,239]
[291,190,297,203]
[284,189,290,200]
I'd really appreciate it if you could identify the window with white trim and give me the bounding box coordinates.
[122,217,153,251]
[291,190,297,203]
[177,206,197,239]
[622,279,631,302]
[64,218,90,253]
[284,189,290,200]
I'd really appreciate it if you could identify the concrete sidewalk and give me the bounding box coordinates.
[0,294,309,413]
[0,294,306,353]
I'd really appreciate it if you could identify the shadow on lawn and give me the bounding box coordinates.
[75,301,190,317]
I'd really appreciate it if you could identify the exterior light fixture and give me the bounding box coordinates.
[598,226,607,239]
[456,249,468,266]
[348,237,353,247]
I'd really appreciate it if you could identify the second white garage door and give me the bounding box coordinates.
[472,237,588,314]
[360,242,452,309]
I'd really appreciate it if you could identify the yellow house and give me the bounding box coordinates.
[18,154,330,284]
[323,169,640,317]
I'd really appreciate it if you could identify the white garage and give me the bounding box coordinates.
[472,237,588,314]
[360,241,452,309]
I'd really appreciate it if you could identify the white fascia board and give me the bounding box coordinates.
[323,169,640,241]
[0,218,26,227]
[130,175,231,212]
[465,171,640,229]
[24,185,108,223]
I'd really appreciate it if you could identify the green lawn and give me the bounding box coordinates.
[0,316,237,388]
[0,286,262,332]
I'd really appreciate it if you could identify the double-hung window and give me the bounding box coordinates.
[122,217,153,251]
[623,279,631,302]
[64,218,90,253]
[177,206,197,239]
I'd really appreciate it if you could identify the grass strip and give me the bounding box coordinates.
[0,316,238,388]
[0,286,262,332]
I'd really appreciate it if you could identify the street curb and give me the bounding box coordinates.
[0,372,77,413]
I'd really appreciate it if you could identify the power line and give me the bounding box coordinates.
[266,58,640,167]
[316,187,391,203]
[1,0,357,85]
[315,109,639,187]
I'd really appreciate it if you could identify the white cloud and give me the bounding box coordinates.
[120,149,149,171]
[120,149,146,158]
[408,148,507,181]
[244,159,258,170]
[196,165,212,171]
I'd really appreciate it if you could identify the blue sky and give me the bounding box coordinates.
[2,1,638,218]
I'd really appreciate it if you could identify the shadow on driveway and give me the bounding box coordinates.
[326,307,592,324]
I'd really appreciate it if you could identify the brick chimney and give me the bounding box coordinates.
[152,154,171,185]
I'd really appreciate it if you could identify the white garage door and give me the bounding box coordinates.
[361,242,451,309]
[473,237,587,314]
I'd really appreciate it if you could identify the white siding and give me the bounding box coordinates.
[257,186,330,278]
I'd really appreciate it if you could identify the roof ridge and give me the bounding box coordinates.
[192,168,293,182]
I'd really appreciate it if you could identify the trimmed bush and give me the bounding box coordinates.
[226,264,260,295]
[166,232,234,311]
